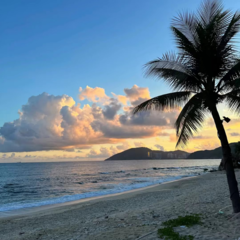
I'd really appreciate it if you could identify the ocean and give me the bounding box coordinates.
[0,160,220,213]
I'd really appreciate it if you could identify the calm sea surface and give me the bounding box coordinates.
[0,160,220,212]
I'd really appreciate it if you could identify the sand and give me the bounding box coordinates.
[1,170,240,240]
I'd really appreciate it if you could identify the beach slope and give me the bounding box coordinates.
[1,171,240,240]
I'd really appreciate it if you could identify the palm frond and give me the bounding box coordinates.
[224,89,240,115]
[218,78,240,93]
[217,59,240,91]
[174,1,238,79]
[132,91,192,115]
[145,53,203,92]
[218,12,240,52]
[175,94,206,147]
[172,11,198,45]
[171,26,197,58]
[198,0,223,26]
[146,52,187,74]
[139,0,240,149]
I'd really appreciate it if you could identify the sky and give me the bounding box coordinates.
[1,0,240,162]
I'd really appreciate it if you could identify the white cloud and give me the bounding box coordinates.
[0,86,176,153]
[155,144,164,151]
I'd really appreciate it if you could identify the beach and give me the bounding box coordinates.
[1,170,240,240]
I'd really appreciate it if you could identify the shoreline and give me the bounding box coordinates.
[1,170,240,240]
[0,159,221,217]
[0,174,198,220]
[0,159,220,163]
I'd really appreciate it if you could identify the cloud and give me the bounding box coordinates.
[60,106,78,126]
[0,92,106,152]
[112,85,150,107]
[102,98,121,120]
[155,144,164,151]
[119,110,177,126]
[230,132,240,137]
[206,118,215,127]
[0,86,178,153]
[116,142,131,150]
[91,120,157,139]
[86,143,132,159]
[124,85,150,106]
[169,134,177,142]
[10,153,15,158]
[87,147,112,159]
[79,86,109,103]
[192,135,212,139]
[116,94,128,105]
[64,148,76,152]
[134,142,146,148]
[74,155,86,159]
[91,103,103,119]
[194,142,220,150]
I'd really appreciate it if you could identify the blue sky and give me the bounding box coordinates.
[0,0,239,126]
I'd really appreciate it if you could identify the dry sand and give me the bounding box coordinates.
[1,170,240,240]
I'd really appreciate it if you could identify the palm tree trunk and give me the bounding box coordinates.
[210,104,240,213]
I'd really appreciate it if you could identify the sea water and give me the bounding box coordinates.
[0,160,220,212]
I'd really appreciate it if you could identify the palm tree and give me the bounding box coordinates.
[133,0,240,213]
[235,142,240,157]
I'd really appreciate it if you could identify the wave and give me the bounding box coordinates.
[0,174,195,212]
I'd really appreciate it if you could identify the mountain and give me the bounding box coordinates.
[187,142,238,159]
[105,147,189,161]
[105,142,239,161]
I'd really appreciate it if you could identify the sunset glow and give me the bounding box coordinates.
[1,0,240,162]
[0,84,238,162]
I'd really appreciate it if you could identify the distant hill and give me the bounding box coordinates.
[187,142,238,159]
[105,142,239,161]
[105,147,189,161]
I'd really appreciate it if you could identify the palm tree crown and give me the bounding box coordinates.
[133,0,240,148]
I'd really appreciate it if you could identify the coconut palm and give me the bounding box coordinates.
[235,142,240,156]
[133,0,240,213]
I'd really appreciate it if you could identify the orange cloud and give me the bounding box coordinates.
[124,84,150,106]
[79,86,109,103]
[117,95,128,105]
[1,85,229,156]
[0,86,177,153]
